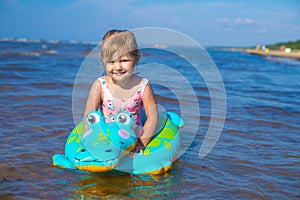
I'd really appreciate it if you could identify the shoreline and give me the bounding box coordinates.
[224,48,300,59]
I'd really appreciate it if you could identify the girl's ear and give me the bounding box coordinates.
[134,53,140,64]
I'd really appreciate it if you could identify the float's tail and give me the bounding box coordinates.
[167,112,184,128]
[52,154,75,169]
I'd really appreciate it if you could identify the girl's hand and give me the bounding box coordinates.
[130,138,145,158]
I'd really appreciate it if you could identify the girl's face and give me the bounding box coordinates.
[105,53,136,84]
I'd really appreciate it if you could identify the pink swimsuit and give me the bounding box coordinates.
[99,76,149,136]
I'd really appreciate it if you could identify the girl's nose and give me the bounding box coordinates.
[114,61,122,70]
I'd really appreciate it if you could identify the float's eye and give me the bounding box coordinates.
[87,113,100,125]
[117,113,130,125]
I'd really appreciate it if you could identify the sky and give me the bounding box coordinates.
[0,0,299,47]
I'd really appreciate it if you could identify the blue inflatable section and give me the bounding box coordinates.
[52,109,184,174]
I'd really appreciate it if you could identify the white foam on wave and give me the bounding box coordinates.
[0,37,42,43]
[43,50,58,55]
[0,37,97,45]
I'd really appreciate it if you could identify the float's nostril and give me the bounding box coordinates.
[105,149,112,152]
[83,129,92,138]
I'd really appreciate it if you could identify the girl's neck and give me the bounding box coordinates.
[107,75,142,99]
[109,74,139,89]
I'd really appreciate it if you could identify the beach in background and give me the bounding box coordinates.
[0,38,299,199]
[225,40,300,59]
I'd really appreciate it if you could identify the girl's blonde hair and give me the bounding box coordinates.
[100,30,139,64]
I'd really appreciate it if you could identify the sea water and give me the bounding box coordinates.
[0,38,299,199]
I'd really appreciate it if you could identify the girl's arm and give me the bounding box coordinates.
[83,79,102,130]
[140,83,158,147]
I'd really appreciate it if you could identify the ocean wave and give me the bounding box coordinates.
[0,37,97,45]
[0,49,60,57]
[0,51,40,57]
[43,50,58,55]
[0,37,42,43]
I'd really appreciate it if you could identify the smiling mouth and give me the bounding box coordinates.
[74,156,119,163]
[113,71,126,75]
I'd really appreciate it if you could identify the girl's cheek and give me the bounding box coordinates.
[105,66,112,75]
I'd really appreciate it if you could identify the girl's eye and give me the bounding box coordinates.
[121,59,129,62]
[87,113,100,125]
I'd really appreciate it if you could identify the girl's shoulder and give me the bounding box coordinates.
[97,76,109,86]
[133,76,149,97]
[134,75,149,86]
[97,75,107,81]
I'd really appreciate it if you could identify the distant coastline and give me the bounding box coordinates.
[223,39,300,60]
[227,48,300,59]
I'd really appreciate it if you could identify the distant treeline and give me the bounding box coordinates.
[267,39,300,50]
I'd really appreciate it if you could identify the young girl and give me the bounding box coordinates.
[83,30,158,155]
